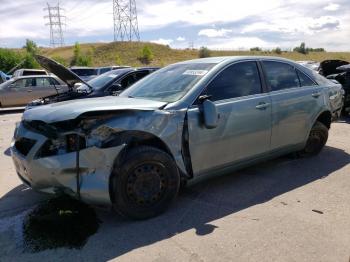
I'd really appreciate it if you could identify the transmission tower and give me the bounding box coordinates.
[44,2,65,47]
[113,0,140,42]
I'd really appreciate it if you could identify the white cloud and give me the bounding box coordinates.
[241,16,340,35]
[206,37,272,50]
[176,36,186,41]
[198,28,232,38]
[323,3,340,11]
[150,38,174,46]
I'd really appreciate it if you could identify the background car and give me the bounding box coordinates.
[12,69,48,78]
[26,55,159,108]
[70,66,131,82]
[296,60,320,71]
[76,67,159,94]
[319,60,350,115]
[0,75,68,107]
[0,71,10,84]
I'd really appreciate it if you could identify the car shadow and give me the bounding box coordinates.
[3,147,11,157]
[83,145,350,260]
[0,146,349,259]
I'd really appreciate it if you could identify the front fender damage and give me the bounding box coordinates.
[29,109,189,205]
[30,145,125,205]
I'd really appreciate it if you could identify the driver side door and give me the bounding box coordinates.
[1,78,36,107]
[187,61,272,176]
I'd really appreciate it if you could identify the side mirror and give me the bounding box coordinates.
[199,95,219,129]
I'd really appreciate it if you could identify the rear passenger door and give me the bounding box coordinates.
[187,61,272,176]
[261,60,321,151]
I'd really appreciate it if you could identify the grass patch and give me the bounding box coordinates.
[23,195,100,252]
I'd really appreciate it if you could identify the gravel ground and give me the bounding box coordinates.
[0,113,349,262]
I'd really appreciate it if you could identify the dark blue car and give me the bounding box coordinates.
[26,55,159,109]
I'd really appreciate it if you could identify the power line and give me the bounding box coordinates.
[44,2,65,47]
[113,0,140,42]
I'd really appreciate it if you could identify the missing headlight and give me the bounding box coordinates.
[36,135,86,158]
[66,135,86,153]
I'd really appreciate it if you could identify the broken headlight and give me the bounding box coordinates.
[36,135,86,158]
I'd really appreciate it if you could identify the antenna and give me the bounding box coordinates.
[113,0,140,42]
[44,2,65,47]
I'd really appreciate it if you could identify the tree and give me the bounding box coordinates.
[250,47,262,52]
[198,46,211,58]
[294,42,308,54]
[0,49,22,73]
[24,39,38,55]
[139,46,154,64]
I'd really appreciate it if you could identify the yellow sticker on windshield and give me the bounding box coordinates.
[183,70,209,76]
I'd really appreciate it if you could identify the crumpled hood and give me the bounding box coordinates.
[23,96,167,123]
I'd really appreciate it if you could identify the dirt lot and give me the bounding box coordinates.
[0,112,349,262]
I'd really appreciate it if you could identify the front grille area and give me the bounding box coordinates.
[15,138,37,156]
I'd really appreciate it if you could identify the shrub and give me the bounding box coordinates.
[70,42,93,66]
[250,47,262,52]
[139,46,154,64]
[273,47,282,54]
[198,46,211,58]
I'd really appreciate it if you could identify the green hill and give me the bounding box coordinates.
[34,41,350,67]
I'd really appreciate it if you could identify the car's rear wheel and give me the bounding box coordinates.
[298,121,328,157]
[112,146,180,220]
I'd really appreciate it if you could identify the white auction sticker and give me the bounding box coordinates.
[183,70,209,76]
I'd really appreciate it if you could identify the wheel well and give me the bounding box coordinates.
[108,131,174,203]
[316,111,332,129]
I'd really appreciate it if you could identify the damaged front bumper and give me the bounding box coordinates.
[11,122,125,205]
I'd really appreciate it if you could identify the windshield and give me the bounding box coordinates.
[120,63,216,102]
[71,68,97,76]
[87,71,121,91]
[0,80,12,90]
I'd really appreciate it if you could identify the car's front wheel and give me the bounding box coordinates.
[298,121,328,157]
[112,146,180,220]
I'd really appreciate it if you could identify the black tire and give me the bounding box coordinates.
[112,146,180,220]
[297,121,328,158]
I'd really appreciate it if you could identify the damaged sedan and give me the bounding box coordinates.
[11,56,342,219]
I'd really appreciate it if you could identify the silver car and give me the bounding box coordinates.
[11,56,343,219]
[0,76,68,107]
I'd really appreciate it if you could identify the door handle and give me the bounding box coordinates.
[27,90,32,92]
[256,102,270,110]
[312,92,321,98]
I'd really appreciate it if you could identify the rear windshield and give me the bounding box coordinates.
[71,69,97,76]
[22,71,46,76]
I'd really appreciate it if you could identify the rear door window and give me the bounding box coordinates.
[12,78,35,88]
[262,61,300,91]
[205,61,262,101]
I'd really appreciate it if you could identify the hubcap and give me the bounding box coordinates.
[126,162,167,206]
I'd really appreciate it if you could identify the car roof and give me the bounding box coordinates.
[70,66,96,69]
[12,75,57,80]
[177,56,296,65]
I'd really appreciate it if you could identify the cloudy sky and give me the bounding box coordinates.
[0,0,349,51]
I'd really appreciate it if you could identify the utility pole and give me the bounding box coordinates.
[44,2,65,47]
[113,0,140,42]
